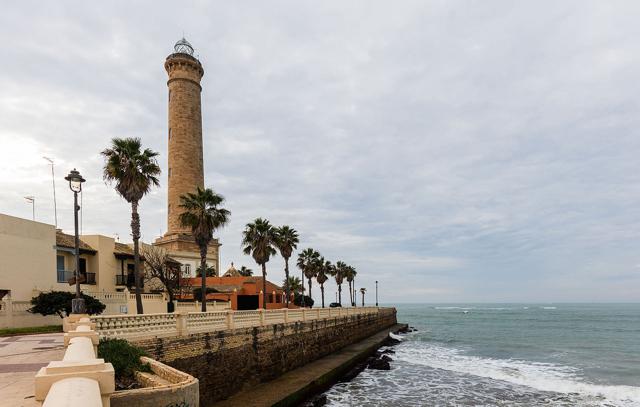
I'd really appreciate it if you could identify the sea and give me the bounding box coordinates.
[323,303,640,406]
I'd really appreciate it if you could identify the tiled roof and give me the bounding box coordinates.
[245,276,283,292]
[55,230,96,253]
[114,242,134,256]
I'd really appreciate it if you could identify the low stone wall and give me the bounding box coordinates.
[133,307,397,405]
[111,356,199,407]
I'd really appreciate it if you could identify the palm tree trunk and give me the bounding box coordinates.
[200,244,208,312]
[338,284,342,305]
[284,257,290,308]
[300,269,305,307]
[131,201,143,314]
[307,278,313,301]
[352,277,356,307]
[321,284,325,308]
[261,263,267,309]
[348,281,353,306]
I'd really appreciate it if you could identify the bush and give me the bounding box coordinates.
[98,339,151,380]
[293,294,314,308]
[29,291,106,318]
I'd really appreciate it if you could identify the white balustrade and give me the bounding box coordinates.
[92,307,388,339]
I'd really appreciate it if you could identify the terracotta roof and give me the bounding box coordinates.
[245,276,283,292]
[55,231,96,254]
[222,262,241,277]
[114,242,134,256]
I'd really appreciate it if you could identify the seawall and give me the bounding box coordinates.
[133,307,397,405]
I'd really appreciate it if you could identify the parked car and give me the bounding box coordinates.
[329,302,342,308]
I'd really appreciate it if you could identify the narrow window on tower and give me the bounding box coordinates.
[168,90,171,102]
[169,128,172,140]
[168,168,172,178]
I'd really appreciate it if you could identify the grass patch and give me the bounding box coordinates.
[0,325,62,337]
[98,338,152,389]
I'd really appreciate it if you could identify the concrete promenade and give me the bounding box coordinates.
[213,324,406,407]
[0,333,65,407]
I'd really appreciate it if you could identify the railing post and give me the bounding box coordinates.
[302,308,307,322]
[176,311,188,336]
[283,308,289,323]
[259,309,265,326]
[226,310,235,330]
[2,295,12,329]
[316,308,320,319]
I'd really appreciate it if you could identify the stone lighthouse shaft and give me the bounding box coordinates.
[164,38,205,236]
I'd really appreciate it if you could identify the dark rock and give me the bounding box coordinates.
[381,355,393,362]
[385,337,401,346]
[301,394,328,407]
[340,362,367,382]
[381,349,395,355]
[368,358,391,370]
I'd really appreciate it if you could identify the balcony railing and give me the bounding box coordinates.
[56,270,96,285]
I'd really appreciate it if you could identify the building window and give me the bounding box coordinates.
[168,168,172,178]
[56,255,65,271]
[169,128,172,140]
[184,264,191,275]
[56,255,66,283]
[168,90,171,102]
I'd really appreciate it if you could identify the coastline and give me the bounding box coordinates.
[213,323,407,407]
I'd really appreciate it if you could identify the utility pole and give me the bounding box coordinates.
[43,157,57,228]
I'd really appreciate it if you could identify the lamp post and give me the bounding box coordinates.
[375,280,379,307]
[24,196,35,220]
[43,156,58,228]
[65,169,85,314]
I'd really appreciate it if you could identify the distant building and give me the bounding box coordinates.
[180,263,288,310]
[0,213,139,301]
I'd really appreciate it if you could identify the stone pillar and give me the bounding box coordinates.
[226,310,235,330]
[176,312,188,336]
[2,295,12,329]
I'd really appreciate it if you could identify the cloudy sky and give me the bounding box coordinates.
[1,1,639,303]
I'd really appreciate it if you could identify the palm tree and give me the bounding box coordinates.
[283,276,304,296]
[333,261,348,305]
[238,266,253,277]
[360,287,367,306]
[345,265,357,306]
[316,258,331,308]
[102,137,160,314]
[241,218,278,309]
[179,187,230,312]
[274,226,299,308]
[297,248,320,306]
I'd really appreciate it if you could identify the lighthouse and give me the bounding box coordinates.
[155,38,220,276]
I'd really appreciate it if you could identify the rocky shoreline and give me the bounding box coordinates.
[299,325,417,407]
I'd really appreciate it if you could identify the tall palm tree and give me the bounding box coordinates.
[297,248,320,306]
[316,258,332,308]
[345,265,357,306]
[333,261,348,305]
[179,187,230,312]
[274,226,299,308]
[360,287,367,306]
[241,218,278,309]
[102,137,160,314]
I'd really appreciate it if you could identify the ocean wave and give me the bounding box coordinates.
[395,342,640,406]
[542,306,557,309]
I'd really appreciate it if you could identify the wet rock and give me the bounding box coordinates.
[381,349,395,355]
[301,394,327,407]
[368,358,391,370]
[380,355,393,362]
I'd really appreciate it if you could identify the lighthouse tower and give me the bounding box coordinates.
[154,38,220,276]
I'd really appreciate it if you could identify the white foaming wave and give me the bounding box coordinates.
[542,306,557,309]
[396,343,640,406]
[434,306,475,310]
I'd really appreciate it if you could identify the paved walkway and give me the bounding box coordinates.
[0,333,65,407]
[213,324,405,407]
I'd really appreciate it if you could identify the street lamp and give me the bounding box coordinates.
[375,280,379,307]
[24,196,35,220]
[65,169,85,314]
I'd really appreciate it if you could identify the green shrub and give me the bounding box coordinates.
[29,291,106,318]
[294,294,314,308]
[97,339,151,379]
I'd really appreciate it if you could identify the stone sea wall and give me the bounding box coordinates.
[133,307,397,405]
